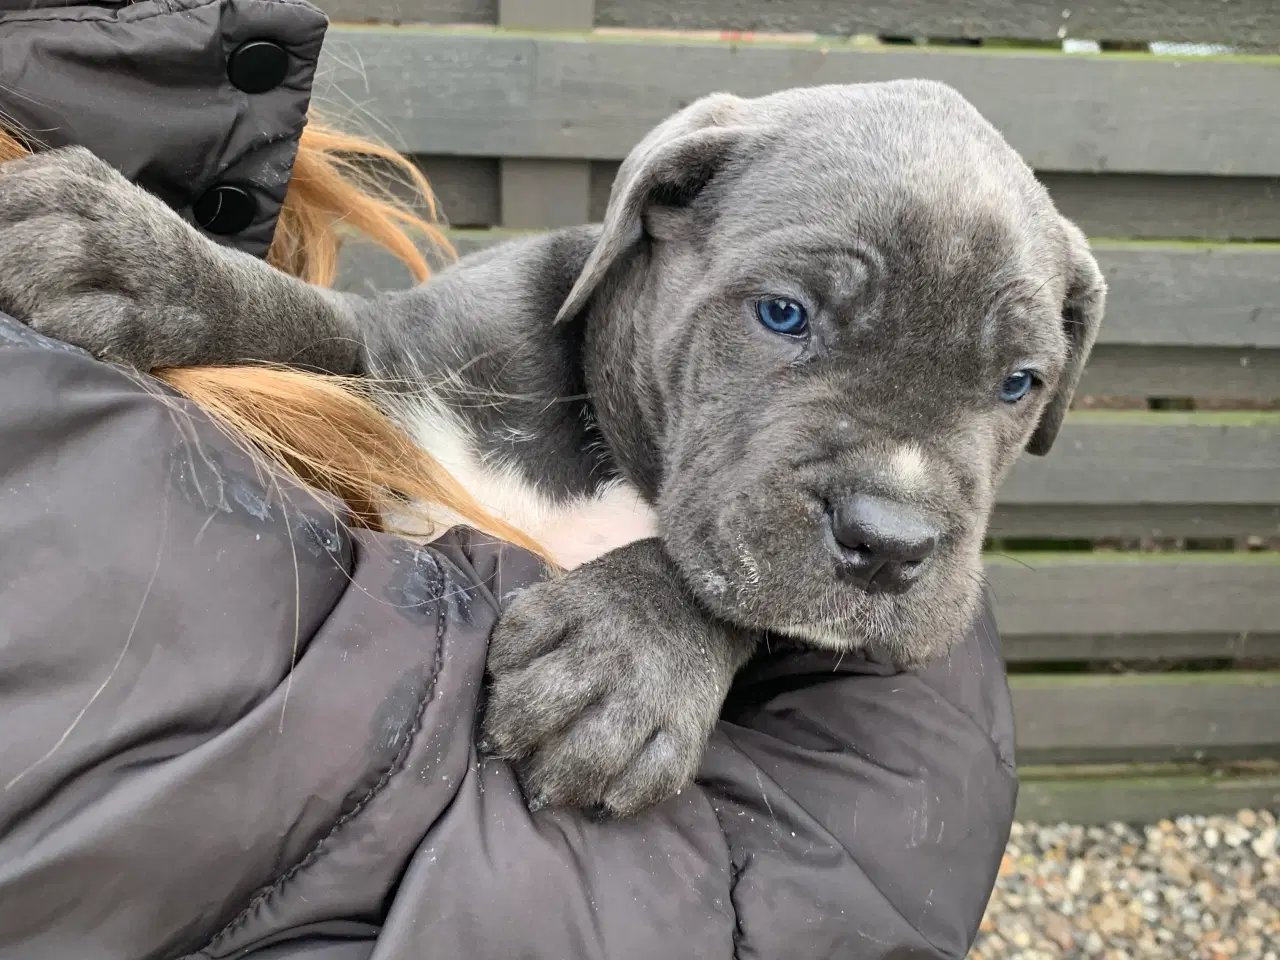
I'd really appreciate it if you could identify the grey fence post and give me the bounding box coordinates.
[497,0,595,228]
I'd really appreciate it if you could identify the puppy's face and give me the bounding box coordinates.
[568,82,1105,665]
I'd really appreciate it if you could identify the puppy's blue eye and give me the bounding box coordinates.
[999,370,1036,403]
[755,297,808,335]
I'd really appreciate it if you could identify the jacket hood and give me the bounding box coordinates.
[0,0,328,258]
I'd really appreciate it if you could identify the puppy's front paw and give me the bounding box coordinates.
[0,147,214,367]
[481,539,754,819]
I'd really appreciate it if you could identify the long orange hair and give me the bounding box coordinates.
[0,123,551,561]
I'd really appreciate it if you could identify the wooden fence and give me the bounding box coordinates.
[319,0,1280,823]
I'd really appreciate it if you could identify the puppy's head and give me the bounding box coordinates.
[559,81,1105,666]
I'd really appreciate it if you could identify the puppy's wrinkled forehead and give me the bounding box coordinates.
[710,81,1066,299]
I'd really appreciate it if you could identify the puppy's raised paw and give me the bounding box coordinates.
[0,146,237,370]
[481,538,755,819]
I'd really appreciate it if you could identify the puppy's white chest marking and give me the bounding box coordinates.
[534,483,659,569]
[394,391,658,569]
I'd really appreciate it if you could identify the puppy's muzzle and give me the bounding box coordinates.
[824,494,938,594]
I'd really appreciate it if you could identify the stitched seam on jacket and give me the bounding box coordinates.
[198,546,449,955]
[706,799,746,960]
[943,595,1017,775]
[718,727,960,958]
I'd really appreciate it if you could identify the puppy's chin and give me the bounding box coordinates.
[699,572,980,669]
[767,584,982,669]
[664,497,984,669]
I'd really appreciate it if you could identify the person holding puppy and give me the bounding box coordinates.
[0,1,1017,958]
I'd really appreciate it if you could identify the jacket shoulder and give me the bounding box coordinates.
[0,321,519,958]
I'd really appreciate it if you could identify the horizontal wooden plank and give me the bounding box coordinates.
[1038,173,1280,243]
[986,553,1280,638]
[989,504,1280,540]
[999,413,1280,507]
[317,0,1280,47]
[422,160,1280,241]
[1009,672,1280,764]
[594,1,1280,48]
[1015,764,1280,825]
[316,27,1280,176]
[321,0,493,23]
[1001,632,1280,663]
[1077,346,1280,401]
[1096,244,1280,349]
[341,231,1280,351]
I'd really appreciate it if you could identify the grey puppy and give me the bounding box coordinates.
[0,80,1104,818]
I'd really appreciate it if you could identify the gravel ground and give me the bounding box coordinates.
[970,810,1279,959]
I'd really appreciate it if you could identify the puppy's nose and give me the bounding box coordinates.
[826,494,938,592]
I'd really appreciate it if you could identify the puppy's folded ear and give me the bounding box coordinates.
[1027,220,1107,456]
[553,93,753,325]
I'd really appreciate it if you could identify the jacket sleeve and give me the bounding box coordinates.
[0,315,1015,960]
[384,556,1017,960]
[702,599,1017,957]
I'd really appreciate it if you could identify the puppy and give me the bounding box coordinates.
[0,80,1104,817]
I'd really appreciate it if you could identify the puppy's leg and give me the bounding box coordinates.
[483,537,757,818]
[0,147,367,373]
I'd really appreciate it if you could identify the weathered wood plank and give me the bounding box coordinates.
[595,0,1280,47]
[426,160,1280,242]
[494,1,594,228]
[988,504,1280,540]
[1009,673,1280,764]
[986,554,1280,639]
[340,231,1280,351]
[1096,244,1280,349]
[999,413,1280,508]
[1038,173,1280,243]
[1078,346,1280,401]
[321,0,493,24]
[316,27,1280,176]
[597,164,1280,242]
[1015,764,1280,825]
[1001,632,1280,663]
[317,0,1280,47]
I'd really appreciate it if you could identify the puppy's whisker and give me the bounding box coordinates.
[987,552,1037,572]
